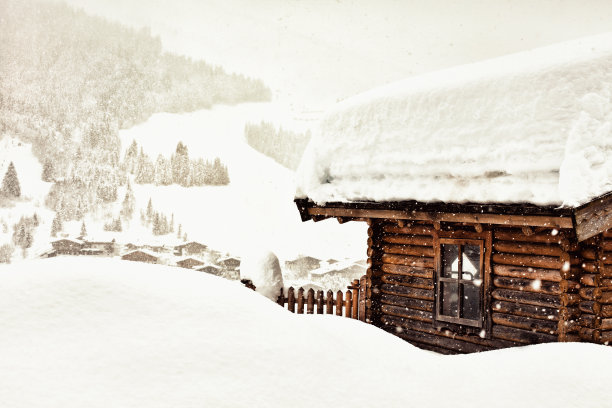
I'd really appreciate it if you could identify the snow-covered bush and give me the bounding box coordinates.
[240,250,284,301]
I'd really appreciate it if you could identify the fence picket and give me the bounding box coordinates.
[306,289,315,314]
[351,279,359,319]
[345,291,353,318]
[277,287,285,307]
[359,275,367,322]
[297,287,305,314]
[326,290,334,314]
[316,290,324,314]
[288,287,296,313]
[336,291,343,316]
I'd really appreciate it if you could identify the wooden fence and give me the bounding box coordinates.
[276,276,367,321]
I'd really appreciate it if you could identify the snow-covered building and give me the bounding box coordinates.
[51,238,84,255]
[295,34,612,353]
[176,257,204,269]
[121,249,159,264]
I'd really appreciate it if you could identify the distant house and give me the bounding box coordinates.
[51,239,84,255]
[121,250,159,264]
[196,264,222,275]
[82,240,116,256]
[218,256,241,270]
[174,241,208,257]
[284,256,321,275]
[176,257,204,269]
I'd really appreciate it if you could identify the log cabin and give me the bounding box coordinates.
[294,34,612,354]
[121,250,159,264]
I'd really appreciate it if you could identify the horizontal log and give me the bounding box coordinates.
[381,314,520,349]
[580,274,600,287]
[599,330,612,344]
[559,306,581,320]
[600,265,612,278]
[600,291,612,304]
[492,325,557,344]
[492,253,564,269]
[381,244,434,258]
[380,293,434,312]
[604,240,612,251]
[581,247,598,260]
[582,261,597,273]
[380,284,434,301]
[493,264,562,282]
[381,304,433,323]
[492,300,559,321]
[579,314,599,328]
[493,229,569,245]
[491,289,561,308]
[579,287,602,301]
[579,327,600,342]
[579,301,601,315]
[493,277,560,295]
[603,252,612,264]
[380,264,433,279]
[602,279,612,287]
[381,234,433,247]
[601,318,612,330]
[382,224,434,236]
[494,241,565,257]
[558,319,580,334]
[382,254,434,268]
[381,274,434,290]
[559,280,580,293]
[381,325,488,354]
[560,293,581,306]
[492,312,558,334]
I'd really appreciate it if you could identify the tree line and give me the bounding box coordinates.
[124,141,230,186]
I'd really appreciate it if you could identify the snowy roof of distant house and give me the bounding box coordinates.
[195,264,220,271]
[176,257,204,264]
[121,249,159,259]
[52,238,83,245]
[296,33,612,207]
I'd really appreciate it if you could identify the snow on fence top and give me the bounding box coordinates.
[296,33,612,207]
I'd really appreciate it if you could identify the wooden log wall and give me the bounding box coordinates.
[578,230,612,345]
[368,220,579,354]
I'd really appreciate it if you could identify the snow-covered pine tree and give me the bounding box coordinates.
[80,221,87,237]
[50,213,62,237]
[177,223,182,239]
[146,198,154,221]
[121,183,135,220]
[41,159,54,182]
[1,162,21,198]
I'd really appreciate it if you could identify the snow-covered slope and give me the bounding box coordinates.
[119,103,366,261]
[297,33,612,207]
[0,257,611,408]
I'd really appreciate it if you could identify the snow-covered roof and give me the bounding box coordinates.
[121,249,159,259]
[296,33,612,207]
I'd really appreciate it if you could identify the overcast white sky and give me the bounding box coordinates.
[57,0,612,109]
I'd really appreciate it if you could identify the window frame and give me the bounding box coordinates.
[433,229,492,336]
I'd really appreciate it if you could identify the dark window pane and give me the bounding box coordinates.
[462,283,481,321]
[440,281,458,317]
[462,244,481,282]
[442,244,459,278]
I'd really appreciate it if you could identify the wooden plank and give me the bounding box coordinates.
[381,234,433,246]
[380,324,491,354]
[493,241,565,257]
[492,300,560,321]
[380,264,433,278]
[297,288,305,314]
[575,193,612,242]
[380,293,434,312]
[381,304,433,323]
[307,206,573,228]
[492,253,564,269]
[381,244,434,257]
[381,254,434,268]
[493,276,561,295]
[381,274,434,290]
[306,289,314,314]
[494,229,569,245]
[358,275,367,322]
[382,224,434,236]
[492,325,557,344]
[491,288,561,308]
[492,312,558,334]
[380,283,434,301]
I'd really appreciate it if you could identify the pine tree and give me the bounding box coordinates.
[80,221,87,237]
[177,223,182,239]
[170,213,174,233]
[41,159,54,182]
[146,198,154,220]
[1,162,21,198]
[121,183,135,220]
[51,213,62,237]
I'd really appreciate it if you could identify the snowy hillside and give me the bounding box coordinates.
[0,258,611,408]
[119,103,366,261]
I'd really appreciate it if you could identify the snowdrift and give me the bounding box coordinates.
[0,257,611,407]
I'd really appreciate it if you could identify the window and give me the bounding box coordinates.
[435,238,485,329]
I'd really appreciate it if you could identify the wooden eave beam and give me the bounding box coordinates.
[575,191,612,242]
[306,206,573,229]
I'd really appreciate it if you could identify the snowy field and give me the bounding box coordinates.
[0,257,610,408]
[119,102,366,261]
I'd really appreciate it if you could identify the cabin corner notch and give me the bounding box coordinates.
[574,192,612,242]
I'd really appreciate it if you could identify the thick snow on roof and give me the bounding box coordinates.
[297,33,612,207]
[1,258,611,407]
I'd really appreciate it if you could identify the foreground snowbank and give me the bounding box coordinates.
[0,258,610,408]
